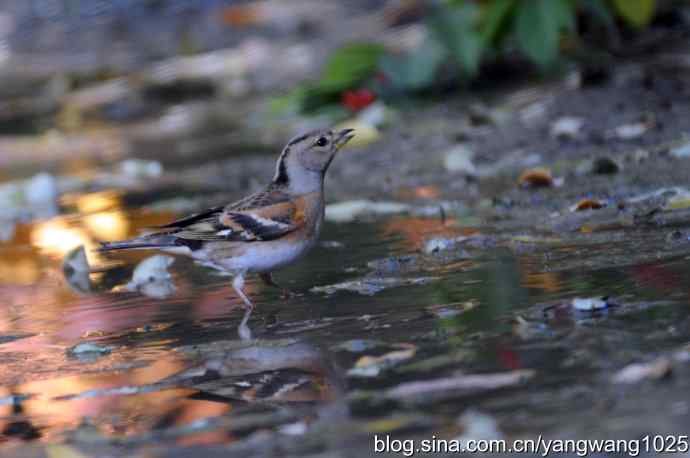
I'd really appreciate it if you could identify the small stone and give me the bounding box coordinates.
[670,141,690,159]
[67,342,112,357]
[423,238,456,254]
[129,255,174,285]
[443,145,477,174]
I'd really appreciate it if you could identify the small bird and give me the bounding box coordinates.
[100,128,355,309]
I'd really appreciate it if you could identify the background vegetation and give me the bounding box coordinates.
[278,0,662,114]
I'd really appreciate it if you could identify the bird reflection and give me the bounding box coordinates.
[0,397,41,442]
[167,321,343,407]
[238,306,252,341]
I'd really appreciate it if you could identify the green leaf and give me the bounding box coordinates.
[480,0,517,46]
[581,0,615,27]
[515,0,574,69]
[269,87,308,115]
[428,4,483,77]
[610,0,656,28]
[317,43,386,93]
[379,37,448,90]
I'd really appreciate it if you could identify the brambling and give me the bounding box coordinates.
[100,128,355,309]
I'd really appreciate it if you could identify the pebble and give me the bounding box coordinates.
[443,145,477,174]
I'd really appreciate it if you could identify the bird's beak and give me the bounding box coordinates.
[334,128,355,150]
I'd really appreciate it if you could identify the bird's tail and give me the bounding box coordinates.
[98,234,178,252]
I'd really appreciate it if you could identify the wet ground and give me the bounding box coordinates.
[3,2,690,457]
[2,168,690,457]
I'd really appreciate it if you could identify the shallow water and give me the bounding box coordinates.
[0,187,690,454]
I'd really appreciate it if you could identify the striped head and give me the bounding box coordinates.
[272,128,354,193]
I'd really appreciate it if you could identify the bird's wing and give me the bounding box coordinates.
[164,188,304,242]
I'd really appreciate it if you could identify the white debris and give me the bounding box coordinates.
[311,276,435,296]
[0,220,15,242]
[126,255,176,299]
[279,422,308,436]
[550,116,584,139]
[130,255,174,285]
[325,200,410,223]
[0,172,59,220]
[67,342,112,356]
[357,102,389,128]
[627,187,690,210]
[443,145,477,174]
[571,297,608,311]
[25,173,58,209]
[423,238,458,254]
[670,141,690,159]
[455,409,504,445]
[118,159,163,179]
[612,122,648,140]
[612,358,672,384]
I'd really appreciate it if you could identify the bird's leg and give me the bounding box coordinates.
[232,272,254,311]
[259,272,295,299]
[237,306,253,341]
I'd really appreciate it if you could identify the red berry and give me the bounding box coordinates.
[341,89,376,112]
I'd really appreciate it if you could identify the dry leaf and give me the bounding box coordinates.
[570,198,604,212]
[518,168,554,188]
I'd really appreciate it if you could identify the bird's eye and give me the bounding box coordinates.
[315,137,329,147]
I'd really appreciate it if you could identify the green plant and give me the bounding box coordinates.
[274,0,660,114]
[384,0,658,90]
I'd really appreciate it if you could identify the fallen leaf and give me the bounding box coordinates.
[570,198,604,212]
[518,167,554,188]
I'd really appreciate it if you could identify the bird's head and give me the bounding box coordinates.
[273,128,355,192]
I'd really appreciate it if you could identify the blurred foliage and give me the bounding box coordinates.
[270,43,384,115]
[275,0,660,115]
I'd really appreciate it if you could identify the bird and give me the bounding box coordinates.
[99,128,355,310]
